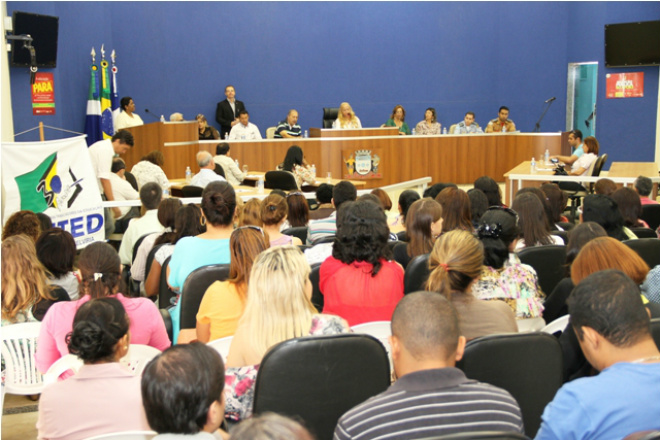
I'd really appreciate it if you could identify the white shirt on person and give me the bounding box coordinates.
[130,160,170,190]
[213,155,246,186]
[332,117,362,129]
[108,172,139,219]
[88,139,115,193]
[571,153,597,176]
[118,210,164,266]
[115,111,144,130]
[228,122,262,140]
[190,168,226,189]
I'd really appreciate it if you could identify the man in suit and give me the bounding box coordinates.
[215,85,246,139]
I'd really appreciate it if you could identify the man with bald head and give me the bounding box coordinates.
[191,151,226,189]
[274,109,302,138]
[334,292,523,439]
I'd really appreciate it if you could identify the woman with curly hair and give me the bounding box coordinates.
[1,210,41,242]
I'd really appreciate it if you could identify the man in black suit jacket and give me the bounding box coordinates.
[215,85,246,139]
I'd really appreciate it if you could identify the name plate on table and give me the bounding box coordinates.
[342,148,383,180]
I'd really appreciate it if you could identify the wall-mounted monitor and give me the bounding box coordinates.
[11,11,59,68]
[605,20,660,67]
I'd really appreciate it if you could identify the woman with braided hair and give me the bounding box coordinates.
[36,241,170,373]
[471,207,545,319]
[426,230,517,340]
[37,297,151,439]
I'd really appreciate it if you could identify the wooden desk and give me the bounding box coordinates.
[608,162,659,199]
[241,171,367,189]
[309,127,399,138]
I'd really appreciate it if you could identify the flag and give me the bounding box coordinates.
[100,59,113,139]
[111,63,120,133]
[83,64,102,146]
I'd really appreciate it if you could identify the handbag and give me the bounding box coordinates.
[554,165,568,176]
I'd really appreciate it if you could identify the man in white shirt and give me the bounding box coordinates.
[109,158,140,233]
[191,151,226,189]
[118,182,165,266]
[213,143,246,186]
[228,110,262,140]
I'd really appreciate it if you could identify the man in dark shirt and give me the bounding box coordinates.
[215,85,246,139]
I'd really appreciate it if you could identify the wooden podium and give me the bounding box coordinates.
[123,121,197,179]
[309,127,399,138]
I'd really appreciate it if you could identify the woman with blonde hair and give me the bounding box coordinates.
[426,230,517,340]
[332,102,362,129]
[224,246,349,422]
[261,193,302,246]
[197,113,220,140]
[393,198,443,268]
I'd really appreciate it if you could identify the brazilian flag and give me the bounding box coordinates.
[14,153,61,212]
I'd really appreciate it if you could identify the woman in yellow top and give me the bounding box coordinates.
[195,226,269,342]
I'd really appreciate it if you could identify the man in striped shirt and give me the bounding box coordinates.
[274,109,302,138]
[334,292,524,440]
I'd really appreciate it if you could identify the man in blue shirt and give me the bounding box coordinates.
[535,270,660,440]
[453,111,483,134]
[550,129,584,166]
[274,109,302,138]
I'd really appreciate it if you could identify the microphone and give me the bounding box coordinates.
[544,97,556,103]
[144,108,161,121]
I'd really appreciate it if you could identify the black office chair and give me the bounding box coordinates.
[310,263,323,312]
[641,204,660,231]
[556,221,575,231]
[265,170,298,190]
[312,235,336,245]
[253,333,390,440]
[518,245,567,296]
[144,243,166,292]
[179,264,231,329]
[396,231,408,242]
[132,233,152,264]
[181,185,203,197]
[404,253,431,294]
[559,153,608,221]
[124,171,139,191]
[158,256,177,309]
[214,163,226,178]
[127,233,156,296]
[651,318,660,352]
[322,107,339,129]
[456,333,563,438]
[550,230,568,244]
[623,238,660,269]
[159,308,173,343]
[282,226,308,243]
[629,227,658,239]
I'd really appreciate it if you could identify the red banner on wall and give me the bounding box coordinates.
[606,72,644,99]
[31,72,56,115]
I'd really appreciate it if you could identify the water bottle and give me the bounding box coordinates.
[442,127,447,135]
[544,149,550,166]
[502,126,507,133]
[234,159,240,169]
[257,175,265,194]
[304,130,309,138]
[530,157,537,174]
[162,188,170,198]
[411,128,416,136]
[311,164,316,180]
[185,166,192,183]
[225,132,229,140]
[160,115,165,122]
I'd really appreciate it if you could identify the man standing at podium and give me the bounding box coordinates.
[485,106,516,133]
[216,85,246,139]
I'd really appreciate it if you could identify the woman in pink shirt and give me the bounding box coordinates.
[36,242,170,373]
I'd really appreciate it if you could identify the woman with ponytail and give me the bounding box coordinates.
[471,207,545,319]
[36,242,170,373]
[37,298,151,439]
[426,230,517,340]
[261,193,302,246]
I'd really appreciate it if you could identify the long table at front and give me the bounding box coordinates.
[162,133,562,188]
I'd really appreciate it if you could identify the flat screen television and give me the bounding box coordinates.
[11,11,59,68]
[605,20,660,67]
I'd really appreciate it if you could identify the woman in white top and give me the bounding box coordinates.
[569,136,599,176]
[332,102,362,129]
[130,150,170,190]
[512,192,564,251]
[115,96,144,130]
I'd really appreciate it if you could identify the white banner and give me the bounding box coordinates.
[1,135,104,247]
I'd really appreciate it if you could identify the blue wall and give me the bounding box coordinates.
[7,2,659,168]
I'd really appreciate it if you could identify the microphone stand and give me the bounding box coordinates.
[144,108,161,121]
[533,100,555,133]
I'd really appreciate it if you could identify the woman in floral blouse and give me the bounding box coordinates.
[414,107,442,135]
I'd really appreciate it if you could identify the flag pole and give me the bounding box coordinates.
[39,122,44,141]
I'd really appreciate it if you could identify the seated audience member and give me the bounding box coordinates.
[109,158,140,232]
[319,200,404,326]
[1,210,41,242]
[213,142,245,186]
[285,191,309,228]
[196,226,269,342]
[427,231,517,339]
[594,177,617,196]
[261,194,303,247]
[540,183,569,226]
[231,413,314,440]
[142,343,228,439]
[467,188,489,229]
[485,106,515,133]
[334,292,523,439]
[36,212,53,232]
[2,235,69,325]
[423,182,457,200]
[279,145,315,189]
[474,176,504,207]
[145,205,205,298]
[384,105,411,135]
[516,186,557,232]
[370,188,393,212]
[511,192,564,250]
[36,242,170,373]
[197,113,220,140]
[168,182,235,342]
[550,129,584,166]
[192,151,227,189]
[393,199,443,269]
[581,194,636,241]
[37,298,150,439]
[611,187,650,229]
[228,110,262,140]
[542,222,607,323]
[130,150,170,190]
[170,112,184,121]
[131,198,182,283]
[472,207,544,319]
[536,270,660,440]
[642,265,660,304]
[225,246,349,422]
[635,175,658,205]
[274,109,302,138]
[414,107,442,135]
[453,111,483,134]
[240,198,264,227]
[115,96,144,129]
[307,181,357,244]
[333,102,362,129]
[435,187,473,233]
[118,182,165,266]
[36,228,80,300]
[309,183,335,220]
[389,189,421,234]
[567,135,598,176]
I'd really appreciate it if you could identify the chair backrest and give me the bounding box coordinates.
[253,333,390,440]
[207,336,233,362]
[181,185,203,197]
[265,170,298,190]
[124,171,139,191]
[265,126,277,139]
[556,221,575,231]
[180,264,231,329]
[351,321,392,369]
[396,230,408,242]
[404,253,431,294]
[43,354,84,386]
[591,153,608,177]
[651,318,660,351]
[159,308,173,343]
[541,315,570,337]
[456,333,563,438]
[517,245,567,297]
[641,204,660,231]
[282,226,308,243]
[516,317,546,333]
[144,243,165,285]
[1,322,44,395]
[82,430,157,440]
[132,233,153,265]
[623,238,660,269]
[310,263,323,312]
[213,163,226,178]
[629,227,658,239]
[312,235,336,245]
[322,107,339,128]
[158,256,177,309]
[550,230,568,244]
[449,123,457,134]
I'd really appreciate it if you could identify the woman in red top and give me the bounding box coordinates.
[320,200,404,326]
